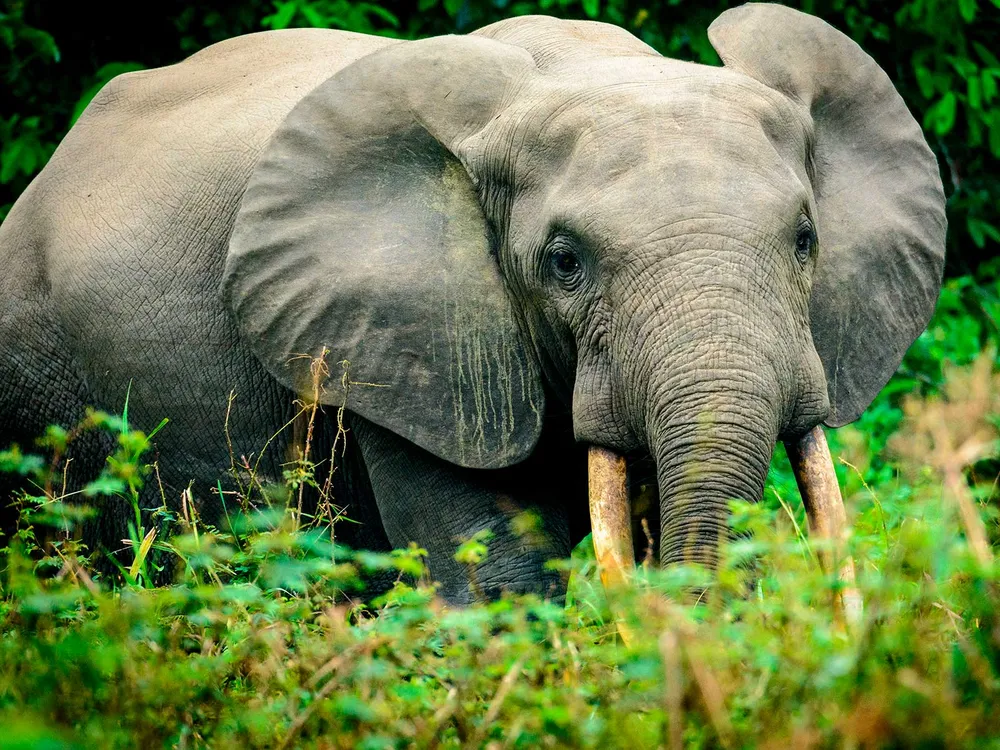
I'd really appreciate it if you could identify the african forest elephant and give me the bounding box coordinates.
[0,4,945,603]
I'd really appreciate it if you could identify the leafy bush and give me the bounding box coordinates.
[2,314,1000,747]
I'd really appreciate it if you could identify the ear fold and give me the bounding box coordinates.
[224,37,544,469]
[709,3,947,426]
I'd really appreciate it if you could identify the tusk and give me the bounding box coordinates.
[589,445,635,644]
[785,426,863,628]
[589,446,634,588]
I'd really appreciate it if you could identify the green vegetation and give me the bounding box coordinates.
[1,283,1000,747]
[2,0,1000,746]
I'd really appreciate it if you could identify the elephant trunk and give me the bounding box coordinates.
[651,407,775,567]
[646,361,782,567]
[587,379,781,580]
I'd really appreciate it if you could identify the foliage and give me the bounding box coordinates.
[1,0,998,270]
[2,350,1000,747]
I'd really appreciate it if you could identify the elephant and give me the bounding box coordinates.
[0,3,945,604]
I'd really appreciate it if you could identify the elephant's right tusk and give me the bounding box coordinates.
[785,426,863,628]
[589,445,635,644]
[589,445,634,589]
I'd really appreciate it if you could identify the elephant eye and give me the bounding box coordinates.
[794,222,816,265]
[549,244,583,287]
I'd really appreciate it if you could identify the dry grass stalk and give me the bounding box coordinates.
[889,352,999,568]
[474,657,524,743]
[280,637,386,749]
[659,628,684,750]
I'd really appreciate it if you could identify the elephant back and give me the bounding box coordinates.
[0,29,396,474]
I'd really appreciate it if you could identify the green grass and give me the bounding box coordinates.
[2,269,1000,748]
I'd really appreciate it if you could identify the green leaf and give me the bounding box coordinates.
[32,501,97,531]
[454,529,493,566]
[389,545,427,577]
[37,425,70,452]
[0,445,45,477]
[19,27,59,62]
[333,694,378,723]
[582,0,600,18]
[147,417,169,440]
[362,4,400,27]
[262,1,298,30]
[983,70,998,103]
[958,0,977,22]
[947,54,977,79]
[83,474,127,497]
[968,218,1000,248]
[117,429,151,460]
[0,714,79,750]
[443,0,463,18]
[83,408,125,433]
[973,42,1000,68]
[969,75,983,110]
[924,91,957,136]
[121,379,131,433]
[0,139,23,183]
[18,144,36,176]
[300,4,326,27]
[914,63,936,99]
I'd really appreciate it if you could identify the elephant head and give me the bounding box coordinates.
[223,5,945,579]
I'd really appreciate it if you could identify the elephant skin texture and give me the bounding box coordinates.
[0,5,945,602]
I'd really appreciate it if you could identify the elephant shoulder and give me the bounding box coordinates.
[27,29,398,281]
[14,28,399,354]
[37,28,400,219]
[81,29,399,129]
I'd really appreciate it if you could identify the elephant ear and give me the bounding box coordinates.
[224,36,544,469]
[709,3,947,426]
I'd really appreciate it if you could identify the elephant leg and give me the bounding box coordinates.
[348,414,576,605]
[0,287,120,552]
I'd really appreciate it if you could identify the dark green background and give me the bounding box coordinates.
[2,0,998,275]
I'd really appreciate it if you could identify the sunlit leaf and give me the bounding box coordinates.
[923,91,957,135]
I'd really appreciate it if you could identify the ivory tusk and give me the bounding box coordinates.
[785,426,863,628]
[588,445,635,644]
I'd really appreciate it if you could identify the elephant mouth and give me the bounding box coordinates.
[586,428,861,627]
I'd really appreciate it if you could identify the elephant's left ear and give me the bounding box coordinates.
[223,36,545,469]
[709,3,947,427]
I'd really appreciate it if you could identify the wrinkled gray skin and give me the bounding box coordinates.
[0,5,945,601]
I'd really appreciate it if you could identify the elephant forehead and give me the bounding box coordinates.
[529,114,810,238]
[512,61,802,141]
[496,64,811,197]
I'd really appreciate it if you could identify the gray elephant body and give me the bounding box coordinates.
[0,25,580,596]
[0,29,385,557]
[0,7,945,600]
